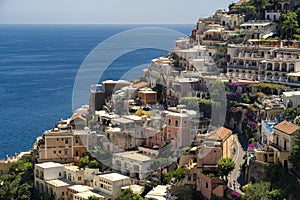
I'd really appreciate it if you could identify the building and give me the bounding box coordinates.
[112,150,153,179]
[66,185,93,200]
[36,128,99,163]
[270,120,300,168]
[137,88,157,105]
[239,21,278,40]
[283,91,300,108]
[34,162,69,200]
[145,185,171,200]
[73,190,106,200]
[205,127,234,158]
[227,40,300,86]
[93,173,131,199]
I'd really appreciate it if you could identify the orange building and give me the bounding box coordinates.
[138,88,157,105]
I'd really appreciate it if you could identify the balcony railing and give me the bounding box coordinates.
[269,141,281,151]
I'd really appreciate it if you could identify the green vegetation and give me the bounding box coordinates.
[264,161,300,199]
[285,108,300,121]
[242,182,281,200]
[88,196,100,200]
[289,131,300,168]
[115,189,144,200]
[282,11,300,39]
[163,167,185,184]
[78,152,100,169]
[217,157,235,183]
[149,157,171,170]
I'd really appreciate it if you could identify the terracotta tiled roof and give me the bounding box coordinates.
[207,127,232,141]
[274,120,300,135]
[133,82,149,89]
[70,113,86,122]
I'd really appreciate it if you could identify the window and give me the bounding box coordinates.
[78,176,82,181]
[59,150,61,154]
[175,120,179,127]
[59,172,61,176]
[65,138,69,144]
[64,150,68,156]
[168,119,171,125]
[53,151,56,154]
[62,192,64,196]
[188,176,192,181]
[205,182,209,189]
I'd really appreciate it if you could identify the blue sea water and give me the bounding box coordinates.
[0,24,193,159]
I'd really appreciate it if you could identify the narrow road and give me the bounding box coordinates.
[228,133,247,193]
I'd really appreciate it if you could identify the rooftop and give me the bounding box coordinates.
[207,127,232,141]
[114,151,152,162]
[283,91,300,97]
[46,179,70,187]
[121,185,144,195]
[97,173,130,181]
[145,185,170,200]
[68,185,92,193]
[73,191,106,199]
[112,117,134,124]
[274,120,300,135]
[35,162,64,169]
[133,82,149,89]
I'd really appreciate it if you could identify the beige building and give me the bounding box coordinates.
[227,40,300,86]
[112,151,153,180]
[93,173,131,199]
[36,128,99,163]
[34,162,85,200]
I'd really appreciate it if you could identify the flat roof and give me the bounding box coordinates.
[46,179,70,187]
[145,185,169,200]
[283,91,300,97]
[35,162,64,169]
[287,72,300,77]
[121,185,144,195]
[74,191,106,199]
[64,165,80,171]
[112,117,134,124]
[115,151,152,162]
[68,185,92,193]
[97,173,130,181]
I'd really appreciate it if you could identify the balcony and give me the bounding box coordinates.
[258,75,265,81]
[269,141,281,151]
[279,77,287,82]
[265,75,272,81]
[272,76,279,82]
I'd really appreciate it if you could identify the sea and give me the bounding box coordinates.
[0,24,193,159]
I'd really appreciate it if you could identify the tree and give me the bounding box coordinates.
[78,156,89,168]
[217,157,235,182]
[243,182,281,200]
[282,11,299,39]
[88,160,100,169]
[249,0,271,20]
[88,196,100,200]
[115,189,144,200]
[289,131,300,168]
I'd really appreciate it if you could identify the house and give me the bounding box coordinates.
[145,185,171,200]
[270,120,300,168]
[137,88,157,105]
[283,91,300,108]
[73,190,107,200]
[205,127,234,158]
[93,173,131,199]
[112,150,153,179]
[66,185,93,200]
[34,162,70,199]
[36,128,98,163]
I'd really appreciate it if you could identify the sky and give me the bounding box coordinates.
[0,0,236,24]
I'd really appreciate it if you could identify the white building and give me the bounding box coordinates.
[112,151,153,180]
[145,185,171,200]
[93,173,131,199]
[283,91,300,108]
